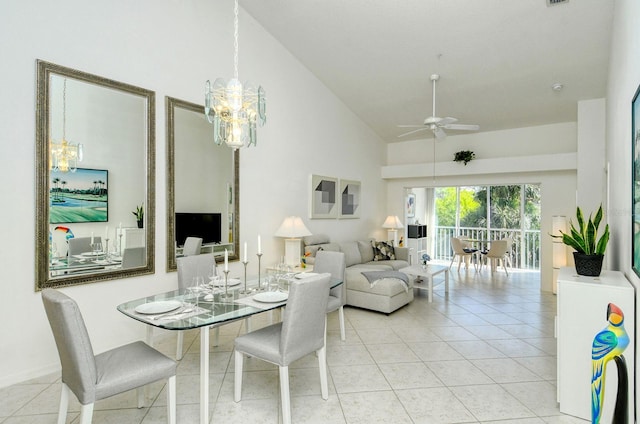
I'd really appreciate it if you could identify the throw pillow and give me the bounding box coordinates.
[371,240,395,261]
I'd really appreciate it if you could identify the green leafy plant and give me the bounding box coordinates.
[132,204,144,221]
[453,150,475,165]
[553,205,610,255]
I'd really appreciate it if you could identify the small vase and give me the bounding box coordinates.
[421,263,427,270]
[137,220,143,229]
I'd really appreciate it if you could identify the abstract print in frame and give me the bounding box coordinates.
[633,84,640,277]
[339,179,361,219]
[310,174,338,219]
[50,168,108,223]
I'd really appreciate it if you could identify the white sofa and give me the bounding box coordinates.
[304,235,413,314]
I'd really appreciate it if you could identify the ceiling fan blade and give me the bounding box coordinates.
[433,127,447,140]
[439,117,458,126]
[397,128,429,138]
[397,125,425,128]
[444,123,480,131]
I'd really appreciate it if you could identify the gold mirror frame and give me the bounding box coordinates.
[165,97,239,271]
[35,60,155,290]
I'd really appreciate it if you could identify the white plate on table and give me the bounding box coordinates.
[210,277,241,287]
[253,291,288,303]
[295,272,318,279]
[134,300,182,315]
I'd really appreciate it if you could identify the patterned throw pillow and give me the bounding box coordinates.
[371,240,395,261]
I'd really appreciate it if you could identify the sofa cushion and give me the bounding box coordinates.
[357,240,375,263]
[304,234,331,246]
[345,268,411,297]
[363,260,409,271]
[372,241,395,261]
[339,241,363,267]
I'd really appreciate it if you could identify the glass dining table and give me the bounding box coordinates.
[117,272,341,424]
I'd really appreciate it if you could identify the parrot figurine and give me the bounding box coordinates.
[591,303,629,424]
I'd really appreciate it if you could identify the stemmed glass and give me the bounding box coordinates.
[187,275,204,309]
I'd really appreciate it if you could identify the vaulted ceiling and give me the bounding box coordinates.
[240,0,614,143]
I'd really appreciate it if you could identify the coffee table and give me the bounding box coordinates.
[399,264,449,302]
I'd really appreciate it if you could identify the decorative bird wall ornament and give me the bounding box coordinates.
[591,303,629,424]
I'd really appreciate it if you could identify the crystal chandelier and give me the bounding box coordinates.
[205,0,266,149]
[50,78,83,172]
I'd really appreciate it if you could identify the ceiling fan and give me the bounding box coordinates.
[398,74,479,140]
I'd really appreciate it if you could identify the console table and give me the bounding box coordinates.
[556,267,635,422]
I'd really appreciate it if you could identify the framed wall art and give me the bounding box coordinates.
[50,168,108,224]
[339,179,361,219]
[632,84,640,277]
[406,193,416,218]
[310,174,338,219]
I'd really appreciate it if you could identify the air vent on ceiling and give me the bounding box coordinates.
[547,0,569,6]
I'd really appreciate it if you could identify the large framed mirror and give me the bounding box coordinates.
[35,60,155,290]
[166,97,239,271]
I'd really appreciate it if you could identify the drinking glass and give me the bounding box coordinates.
[187,276,204,308]
[91,242,103,256]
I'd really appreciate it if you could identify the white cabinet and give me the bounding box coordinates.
[557,267,635,422]
[406,237,428,264]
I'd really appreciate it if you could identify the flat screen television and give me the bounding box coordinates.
[175,212,222,247]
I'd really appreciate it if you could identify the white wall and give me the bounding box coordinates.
[0,0,385,387]
[606,0,640,282]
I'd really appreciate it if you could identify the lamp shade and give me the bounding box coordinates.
[274,216,312,238]
[382,215,403,229]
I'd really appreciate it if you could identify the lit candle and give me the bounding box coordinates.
[224,249,229,271]
[258,235,262,254]
[118,222,122,235]
[90,232,94,244]
[244,242,247,262]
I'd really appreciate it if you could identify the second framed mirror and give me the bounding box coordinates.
[166,97,239,271]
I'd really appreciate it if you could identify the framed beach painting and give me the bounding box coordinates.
[49,168,108,223]
[633,85,640,277]
[339,179,361,219]
[310,174,338,219]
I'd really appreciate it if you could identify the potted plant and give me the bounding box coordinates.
[132,204,144,228]
[553,205,610,276]
[453,150,475,165]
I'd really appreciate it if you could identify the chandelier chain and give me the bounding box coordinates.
[233,0,239,80]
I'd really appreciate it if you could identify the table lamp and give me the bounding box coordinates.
[274,216,312,267]
[382,215,403,246]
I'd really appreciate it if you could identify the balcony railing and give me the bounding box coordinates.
[430,226,540,270]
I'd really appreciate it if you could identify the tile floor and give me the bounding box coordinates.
[1,267,590,423]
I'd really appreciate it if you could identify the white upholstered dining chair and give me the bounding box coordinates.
[449,237,478,271]
[182,236,202,256]
[313,250,347,341]
[175,253,218,359]
[234,273,332,424]
[480,239,510,275]
[41,289,177,424]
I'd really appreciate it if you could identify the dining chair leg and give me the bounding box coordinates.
[213,327,220,347]
[137,387,145,408]
[176,330,184,360]
[57,382,70,424]
[79,403,94,424]
[318,345,329,400]
[167,375,176,424]
[338,306,346,341]
[279,365,291,424]
[234,350,243,402]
